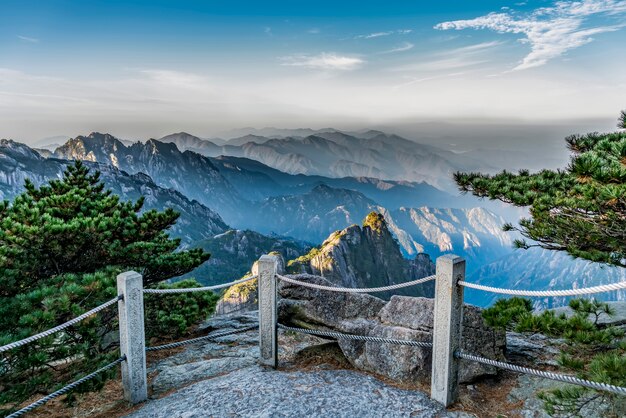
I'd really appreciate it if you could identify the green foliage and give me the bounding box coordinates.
[481,297,533,329]
[483,298,626,416]
[144,279,219,338]
[0,162,211,415]
[363,212,386,233]
[286,247,320,273]
[454,112,626,266]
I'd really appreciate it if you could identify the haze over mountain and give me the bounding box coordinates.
[39,133,516,271]
[157,130,494,191]
[2,131,622,308]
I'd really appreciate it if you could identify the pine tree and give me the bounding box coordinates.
[454,113,626,266]
[483,298,625,417]
[457,113,626,416]
[0,161,213,415]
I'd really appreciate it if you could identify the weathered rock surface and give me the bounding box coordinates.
[133,365,472,418]
[278,274,506,383]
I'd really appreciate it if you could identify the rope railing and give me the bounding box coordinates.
[276,273,436,293]
[145,325,258,351]
[6,356,126,418]
[455,350,626,396]
[458,280,626,297]
[2,270,259,417]
[278,324,433,348]
[0,296,122,354]
[143,275,258,294]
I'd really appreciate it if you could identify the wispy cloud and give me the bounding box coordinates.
[381,42,414,54]
[280,53,365,71]
[435,0,626,71]
[355,29,412,39]
[17,35,39,43]
[391,41,502,72]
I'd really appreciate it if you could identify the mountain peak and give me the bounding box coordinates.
[145,138,180,154]
[363,211,387,234]
[288,211,434,298]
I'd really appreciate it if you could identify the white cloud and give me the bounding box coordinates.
[382,42,414,54]
[435,0,626,71]
[392,41,502,72]
[280,53,365,71]
[17,35,39,43]
[355,29,412,39]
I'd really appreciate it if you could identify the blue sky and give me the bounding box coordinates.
[1,0,625,141]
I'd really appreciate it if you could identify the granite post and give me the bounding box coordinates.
[430,255,465,406]
[258,255,279,368]
[117,271,148,404]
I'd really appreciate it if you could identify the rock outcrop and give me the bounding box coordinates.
[288,212,435,299]
[278,274,506,383]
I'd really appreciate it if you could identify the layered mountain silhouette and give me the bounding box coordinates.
[54,133,243,223]
[156,130,494,191]
[3,129,621,308]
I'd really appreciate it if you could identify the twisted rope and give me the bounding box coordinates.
[458,280,626,297]
[6,356,126,418]
[278,324,433,348]
[0,296,122,354]
[456,351,626,396]
[276,274,436,293]
[145,325,258,351]
[143,275,258,294]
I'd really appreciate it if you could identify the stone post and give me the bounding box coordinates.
[430,254,465,407]
[258,254,279,368]
[117,271,148,404]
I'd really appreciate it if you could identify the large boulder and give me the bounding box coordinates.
[278,274,505,383]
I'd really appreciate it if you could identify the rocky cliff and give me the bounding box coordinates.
[288,212,435,298]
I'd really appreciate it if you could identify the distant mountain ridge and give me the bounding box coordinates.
[0,139,228,246]
[467,248,626,309]
[156,129,494,191]
[53,132,244,224]
[21,134,517,270]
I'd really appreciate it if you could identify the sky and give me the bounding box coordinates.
[1,0,625,142]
